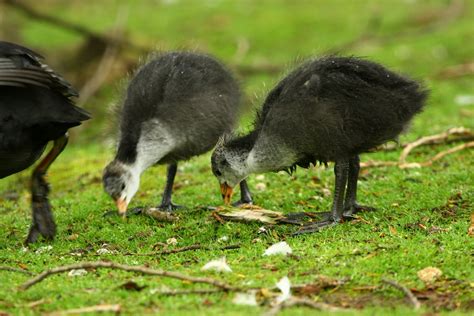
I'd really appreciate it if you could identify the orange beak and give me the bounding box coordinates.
[116,197,128,215]
[220,183,234,205]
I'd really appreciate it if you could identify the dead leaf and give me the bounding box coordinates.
[119,281,146,291]
[263,241,293,256]
[201,257,232,273]
[389,226,398,235]
[417,267,443,283]
[233,292,258,306]
[145,208,178,222]
[216,204,285,224]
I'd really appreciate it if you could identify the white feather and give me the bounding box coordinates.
[201,257,232,273]
[263,241,293,256]
[275,276,291,304]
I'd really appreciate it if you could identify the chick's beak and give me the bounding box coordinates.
[116,197,128,215]
[220,182,234,205]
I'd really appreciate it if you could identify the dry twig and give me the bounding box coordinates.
[264,297,340,316]
[152,288,222,296]
[361,128,474,169]
[77,7,127,106]
[19,261,236,291]
[0,266,33,275]
[2,0,148,53]
[382,278,420,310]
[399,127,473,163]
[46,304,121,316]
[126,243,241,256]
[434,62,474,79]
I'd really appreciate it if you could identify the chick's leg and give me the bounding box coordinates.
[294,159,349,234]
[343,155,376,217]
[157,162,182,211]
[232,180,253,206]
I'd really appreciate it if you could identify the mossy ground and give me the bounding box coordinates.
[0,0,473,314]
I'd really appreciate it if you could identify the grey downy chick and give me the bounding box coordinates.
[211,56,428,233]
[103,52,252,214]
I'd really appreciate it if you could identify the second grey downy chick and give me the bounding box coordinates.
[212,56,428,233]
[103,52,252,214]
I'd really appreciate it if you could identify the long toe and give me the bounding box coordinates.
[293,220,338,235]
[343,203,377,217]
[157,202,183,212]
[25,225,40,244]
[232,199,253,207]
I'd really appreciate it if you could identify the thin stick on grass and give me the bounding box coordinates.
[0,266,33,275]
[399,127,473,163]
[125,243,240,256]
[19,261,237,291]
[382,278,420,310]
[361,139,474,169]
[46,304,121,316]
[264,297,340,316]
[152,288,223,296]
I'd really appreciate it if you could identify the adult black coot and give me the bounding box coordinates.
[211,56,427,233]
[103,52,252,214]
[0,41,91,243]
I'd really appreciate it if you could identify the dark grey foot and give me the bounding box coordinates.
[157,202,183,212]
[25,175,56,244]
[343,203,376,217]
[103,207,145,218]
[232,199,253,207]
[233,180,253,206]
[293,220,338,235]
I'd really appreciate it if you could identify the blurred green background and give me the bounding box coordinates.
[0,0,473,314]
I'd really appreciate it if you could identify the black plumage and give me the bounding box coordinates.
[0,41,90,243]
[103,52,252,214]
[212,56,428,232]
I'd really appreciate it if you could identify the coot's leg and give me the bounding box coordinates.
[343,155,376,217]
[294,159,349,234]
[157,162,183,212]
[25,134,68,244]
[232,180,253,206]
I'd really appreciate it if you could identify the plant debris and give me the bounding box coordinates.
[263,242,293,256]
[417,267,443,283]
[201,257,233,273]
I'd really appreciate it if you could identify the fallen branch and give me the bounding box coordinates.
[19,261,236,291]
[362,141,474,169]
[327,0,465,55]
[399,127,473,163]
[433,61,474,79]
[361,128,474,169]
[0,265,33,275]
[77,7,127,106]
[152,288,222,296]
[126,243,241,256]
[46,304,121,316]
[2,0,149,53]
[382,278,420,310]
[126,244,202,256]
[264,297,340,316]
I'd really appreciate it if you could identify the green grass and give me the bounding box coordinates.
[1,0,473,314]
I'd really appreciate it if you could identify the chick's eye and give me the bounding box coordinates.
[215,169,222,177]
[120,183,126,191]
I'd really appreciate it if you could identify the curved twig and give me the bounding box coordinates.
[19,261,236,291]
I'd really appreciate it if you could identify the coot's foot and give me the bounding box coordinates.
[343,203,376,217]
[232,199,253,207]
[292,219,338,235]
[157,202,183,212]
[25,174,56,244]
